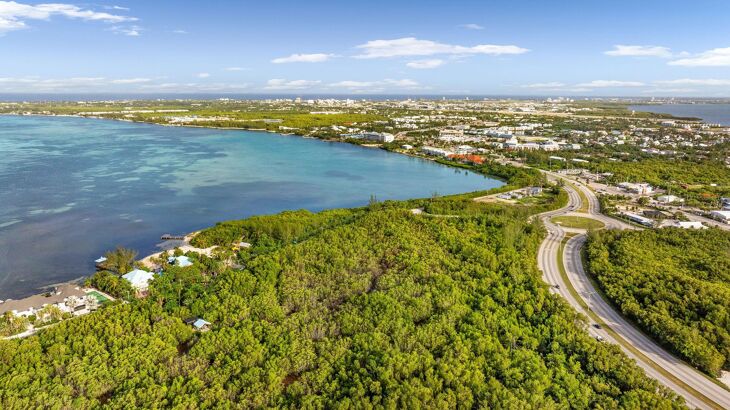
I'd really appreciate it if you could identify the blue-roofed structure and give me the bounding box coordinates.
[168,255,193,267]
[193,318,211,329]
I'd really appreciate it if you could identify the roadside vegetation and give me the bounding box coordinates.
[585,228,730,376]
[0,185,684,408]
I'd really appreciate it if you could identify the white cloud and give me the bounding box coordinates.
[196,73,210,78]
[354,37,528,59]
[0,76,252,92]
[271,53,334,64]
[406,59,445,69]
[521,82,566,88]
[264,79,321,90]
[565,87,593,93]
[604,45,672,58]
[0,76,104,91]
[139,82,249,92]
[575,80,645,88]
[460,23,484,30]
[654,78,730,86]
[0,1,136,34]
[225,67,247,71]
[110,78,152,84]
[110,24,142,36]
[669,47,730,67]
[329,80,374,88]
[329,79,422,91]
[171,29,187,34]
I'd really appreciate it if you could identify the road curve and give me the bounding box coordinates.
[536,174,730,410]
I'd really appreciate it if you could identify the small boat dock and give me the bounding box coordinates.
[161,234,186,240]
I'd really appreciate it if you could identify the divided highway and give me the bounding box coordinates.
[537,174,730,410]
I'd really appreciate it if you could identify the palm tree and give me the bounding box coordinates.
[37,305,63,323]
[103,246,138,274]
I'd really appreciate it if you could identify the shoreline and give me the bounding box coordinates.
[627,103,728,125]
[0,113,506,301]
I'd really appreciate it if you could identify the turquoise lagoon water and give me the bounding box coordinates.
[0,115,502,299]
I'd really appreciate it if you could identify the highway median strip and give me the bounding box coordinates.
[556,234,724,410]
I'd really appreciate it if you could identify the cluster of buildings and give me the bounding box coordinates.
[497,186,543,200]
[0,284,108,321]
[569,123,728,160]
[121,255,194,294]
[0,250,213,338]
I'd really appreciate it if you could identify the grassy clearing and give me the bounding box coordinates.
[552,216,604,230]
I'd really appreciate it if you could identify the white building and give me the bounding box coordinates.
[420,146,453,157]
[618,182,654,195]
[656,195,684,204]
[621,212,654,227]
[659,220,706,229]
[503,137,519,149]
[349,132,394,143]
[122,269,155,291]
[538,139,561,151]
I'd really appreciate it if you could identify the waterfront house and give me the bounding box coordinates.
[122,269,155,292]
[0,284,89,317]
[420,146,453,157]
[347,132,395,143]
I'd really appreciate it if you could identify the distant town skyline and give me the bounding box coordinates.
[2,0,730,96]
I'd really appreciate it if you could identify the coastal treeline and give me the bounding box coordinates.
[0,187,685,408]
[585,228,730,375]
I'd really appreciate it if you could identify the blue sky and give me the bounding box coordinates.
[1,0,730,96]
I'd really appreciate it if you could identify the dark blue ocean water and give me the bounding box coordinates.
[629,103,730,126]
[0,115,501,299]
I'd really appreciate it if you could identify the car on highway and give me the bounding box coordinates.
[592,323,602,329]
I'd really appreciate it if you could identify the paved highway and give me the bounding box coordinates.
[537,174,730,410]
